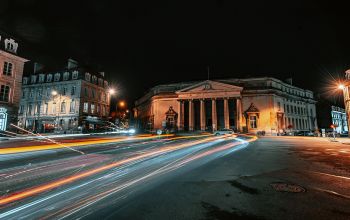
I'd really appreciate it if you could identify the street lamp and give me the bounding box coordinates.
[119,101,125,108]
[109,88,115,95]
[51,90,61,132]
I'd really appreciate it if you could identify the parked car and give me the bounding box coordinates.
[214,128,234,135]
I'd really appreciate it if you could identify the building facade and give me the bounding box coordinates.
[0,32,29,131]
[134,77,318,135]
[18,59,111,133]
[317,100,348,134]
[331,106,348,134]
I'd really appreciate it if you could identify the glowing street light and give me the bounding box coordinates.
[119,101,125,108]
[109,88,116,95]
[338,84,345,90]
[51,90,58,96]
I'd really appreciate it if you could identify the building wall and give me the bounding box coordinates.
[135,78,318,135]
[18,67,111,133]
[0,44,28,131]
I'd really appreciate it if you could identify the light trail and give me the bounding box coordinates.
[9,124,85,155]
[0,135,224,206]
[42,136,253,219]
[0,133,212,155]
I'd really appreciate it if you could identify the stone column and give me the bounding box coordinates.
[178,100,185,131]
[200,99,206,131]
[189,100,194,131]
[236,98,242,132]
[224,98,230,129]
[211,99,217,131]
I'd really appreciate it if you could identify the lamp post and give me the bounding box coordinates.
[51,90,61,133]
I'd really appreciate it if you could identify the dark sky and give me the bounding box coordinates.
[1,0,349,104]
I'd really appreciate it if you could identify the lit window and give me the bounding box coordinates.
[3,62,13,76]
[249,115,257,129]
[70,101,75,112]
[0,85,10,102]
[91,104,95,114]
[83,102,89,113]
[52,103,56,114]
[60,102,66,113]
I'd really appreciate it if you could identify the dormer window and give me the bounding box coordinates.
[31,75,37,84]
[63,72,69,80]
[38,74,45,83]
[3,62,13,76]
[72,70,78,79]
[54,73,60,81]
[4,38,18,53]
[85,72,91,82]
[92,75,97,84]
[47,74,52,82]
[23,77,28,85]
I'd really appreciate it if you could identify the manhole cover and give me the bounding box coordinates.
[270,183,306,193]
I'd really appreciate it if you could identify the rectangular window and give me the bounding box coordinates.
[63,87,67,95]
[54,73,60,81]
[19,105,24,114]
[3,62,13,76]
[277,102,281,111]
[84,88,88,97]
[70,101,75,112]
[47,74,52,82]
[71,86,76,95]
[36,103,41,114]
[52,103,56,114]
[28,104,33,115]
[60,102,66,113]
[44,103,48,114]
[0,85,10,102]
[249,115,257,129]
[91,104,95,114]
[83,102,89,113]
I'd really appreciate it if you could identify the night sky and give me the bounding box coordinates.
[1,0,349,104]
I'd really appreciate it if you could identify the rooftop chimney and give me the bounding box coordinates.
[67,58,78,69]
[34,62,44,74]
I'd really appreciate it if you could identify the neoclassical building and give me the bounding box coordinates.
[0,32,29,131]
[134,77,318,135]
[18,59,111,133]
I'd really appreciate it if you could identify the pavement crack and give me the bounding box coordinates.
[227,180,260,195]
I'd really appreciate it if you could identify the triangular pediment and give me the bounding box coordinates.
[176,80,243,93]
[245,103,260,113]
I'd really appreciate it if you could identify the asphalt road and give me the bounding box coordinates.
[0,135,349,220]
